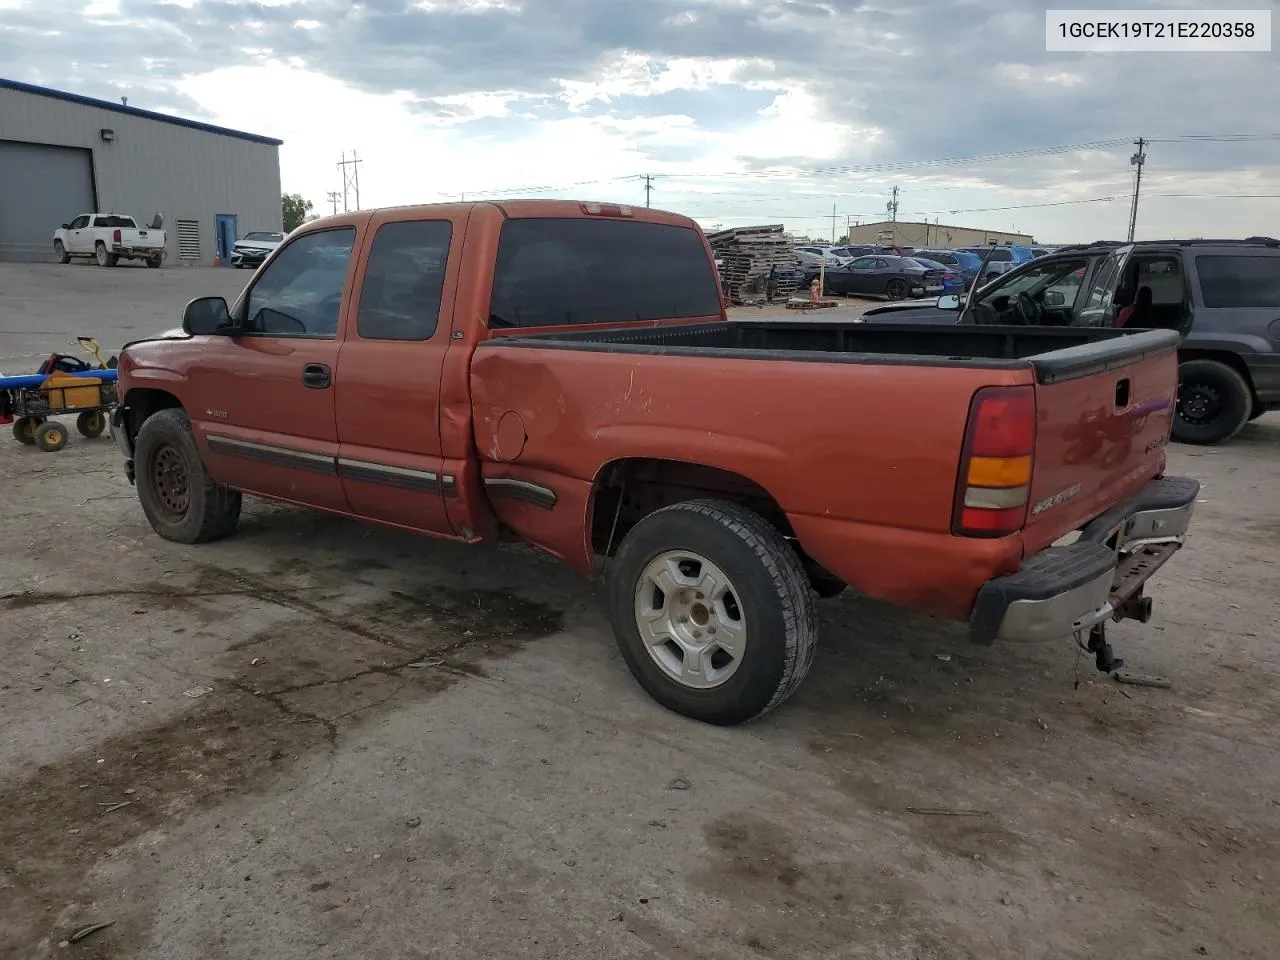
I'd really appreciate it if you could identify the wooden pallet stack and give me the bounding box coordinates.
[706,224,802,304]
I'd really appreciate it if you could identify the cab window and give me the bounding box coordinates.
[243,228,356,338]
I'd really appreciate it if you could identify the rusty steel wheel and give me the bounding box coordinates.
[133,408,241,543]
[150,443,191,520]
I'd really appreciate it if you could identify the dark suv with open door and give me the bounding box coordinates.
[863,237,1280,445]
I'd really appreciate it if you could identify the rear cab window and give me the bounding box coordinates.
[356,220,452,341]
[488,218,721,329]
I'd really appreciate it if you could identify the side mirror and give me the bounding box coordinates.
[61,223,70,229]
[936,294,961,310]
[182,296,232,336]
[1044,290,1066,307]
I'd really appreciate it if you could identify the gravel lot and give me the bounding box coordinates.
[1,261,1278,960]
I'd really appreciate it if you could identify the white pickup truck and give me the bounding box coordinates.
[53,214,167,268]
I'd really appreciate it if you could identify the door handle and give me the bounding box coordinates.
[302,363,331,389]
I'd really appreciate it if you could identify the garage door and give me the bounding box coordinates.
[0,141,96,262]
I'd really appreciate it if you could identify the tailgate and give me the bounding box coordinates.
[1022,330,1180,553]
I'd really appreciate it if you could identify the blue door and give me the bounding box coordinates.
[215,213,238,266]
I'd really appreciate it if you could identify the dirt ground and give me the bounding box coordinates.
[1,262,1278,960]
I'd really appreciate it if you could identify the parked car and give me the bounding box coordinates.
[909,257,964,294]
[829,244,888,262]
[822,254,943,299]
[862,237,1280,445]
[53,213,166,268]
[912,248,984,289]
[959,245,1036,285]
[110,200,1196,725]
[230,231,285,269]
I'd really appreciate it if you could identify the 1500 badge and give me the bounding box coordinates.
[1031,482,1082,516]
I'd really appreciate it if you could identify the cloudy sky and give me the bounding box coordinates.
[3,0,1279,242]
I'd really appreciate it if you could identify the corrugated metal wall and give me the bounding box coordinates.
[0,86,281,265]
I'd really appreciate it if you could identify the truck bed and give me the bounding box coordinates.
[489,321,1180,384]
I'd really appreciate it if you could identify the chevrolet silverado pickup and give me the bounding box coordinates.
[111,200,1198,725]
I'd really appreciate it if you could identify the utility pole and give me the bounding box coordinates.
[1127,137,1146,242]
[641,174,655,208]
[337,150,363,213]
[826,203,840,243]
[887,186,900,224]
[326,191,340,216]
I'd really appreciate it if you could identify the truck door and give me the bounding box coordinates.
[333,210,465,535]
[188,223,363,512]
[68,215,90,253]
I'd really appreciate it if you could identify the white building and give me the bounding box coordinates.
[0,77,282,265]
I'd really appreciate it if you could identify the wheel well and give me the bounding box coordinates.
[124,388,183,439]
[587,458,845,592]
[1178,349,1259,404]
[589,458,788,556]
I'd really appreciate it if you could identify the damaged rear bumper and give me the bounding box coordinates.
[969,476,1199,644]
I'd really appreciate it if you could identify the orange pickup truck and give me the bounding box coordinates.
[112,201,1198,725]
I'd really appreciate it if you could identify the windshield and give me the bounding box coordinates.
[244,232,283,242]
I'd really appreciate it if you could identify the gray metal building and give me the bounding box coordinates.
[0,78,282,265]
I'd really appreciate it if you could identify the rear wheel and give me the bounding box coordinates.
[885,278,908,300]
[1172,359,1252,445]
[76,410,106,438]
[12,417,44,445]
[147,255,162,269]
[54,240,70,264]
[134,408,241,543]
[95,242,117,268]
[608,499,817,726]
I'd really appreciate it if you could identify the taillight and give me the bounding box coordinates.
[113,228,121,243]
[953,386,1035,538]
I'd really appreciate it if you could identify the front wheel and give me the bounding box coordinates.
[1172,359,1252,445]
[54,240,70,264]
[885,278,908,300]
[608,499,817,726]
[134,408,242,543]
[35,421,68,452]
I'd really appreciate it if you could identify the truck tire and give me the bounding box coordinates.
[608,499,817,726]
[1172,359,1252,446]
[54,240,70,264]
[95,242,118,268]
[146,255,162,269]
[134,408,241,543]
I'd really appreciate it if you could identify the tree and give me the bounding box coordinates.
[282,193,314,233]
